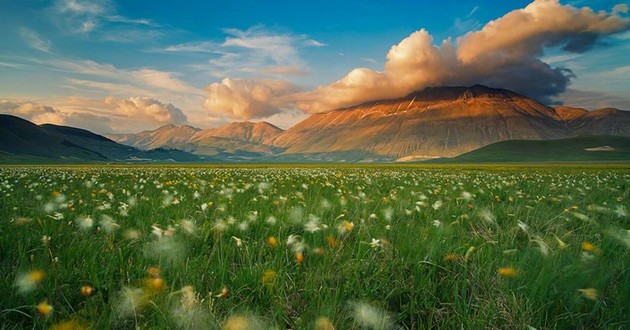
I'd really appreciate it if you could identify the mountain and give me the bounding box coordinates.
[555,106,630,136]
[109,121,284,157]
[269,85,573,161]
[0,115,209,163]
[428,136,630,163]
[110,124,200,150]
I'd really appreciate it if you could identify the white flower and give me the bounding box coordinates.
[99,215,120,234]
[370,238,382,248]
[432,200,443,210]
[75,215,94,231]
[351,302,393,329]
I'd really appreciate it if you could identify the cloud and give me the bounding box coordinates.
[295,0,629,112]
[108,96,188,124]
[259,66,308,76]
[554,88,630,110]
[53,0,159,39]
[0,99,64,124]
[180,26,323,78]
[51,59,201,96]
[1,96,188,134]
[204,78,297,120]
[19,28,52,53]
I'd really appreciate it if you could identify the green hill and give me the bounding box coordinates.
[0,115,211,164]
[429,136,630,163]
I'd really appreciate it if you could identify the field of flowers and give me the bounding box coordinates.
[1,165,629,329]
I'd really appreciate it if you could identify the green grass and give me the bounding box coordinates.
[430,136,630,163]
[1,165,629,329]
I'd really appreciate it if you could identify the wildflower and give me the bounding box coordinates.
[147,266,161,278]
[80,285,93,297]
[369,238,382,248]
[36,300,53,316]
[444,253,459,262]
[215,286,228,298]
[432,200,443,210]
[315,316,335,330]
[99,215,119,234]
[581,241,599,254]
[75,215,93,231]
[16,270,45,294]
[338,221,354,234]
[265,215,277,225]
[461,191,473,201]
[295,251,304,265]
[477,209,496,224]
[262,270,277,287]
[232,236,243,247]
[146,277,164,292]
[304,215,321,233]
[41,235,51,246]
[266,236,278,248]
[578,288,598,300]
[51,319,89,330]
[464,246,475,262]
[122,229,140,240]
[179,219,195,235]
[432,220,442,227]
[223,315,250,330]
[351,302,393,329]
[326,235,337,248]
[497,267,518,277]
[553,235,568,249]
[115,287,147,317]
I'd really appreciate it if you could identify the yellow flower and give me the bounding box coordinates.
[315,316,335,330]
[326,235,337,248]
[295,252,304,265]
[29,270,45,284]
[581,241,600,254]
[497,267,518,277]
[51,319,89,330]
[266,236,278,248]
[223,315,249,330]
[579,288,598,300]
[146,277,164,292]
[443,253,459,262]
[80,285,93,297]
[262,270,277,287]
[147,266,161,278]
[36,300,53,316]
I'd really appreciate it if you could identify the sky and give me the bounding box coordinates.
[0,0,628,134]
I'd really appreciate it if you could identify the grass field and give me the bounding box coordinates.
[1,165,629,329]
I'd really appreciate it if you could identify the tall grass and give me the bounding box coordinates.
[0,166,628,329]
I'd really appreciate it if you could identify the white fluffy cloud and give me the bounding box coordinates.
[295,0,629,112]
[107,96,187,124]
[0,100,64,124]
[0,96,188,134]
[205,78,297,120]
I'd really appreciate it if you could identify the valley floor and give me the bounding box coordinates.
[1,165,629,329]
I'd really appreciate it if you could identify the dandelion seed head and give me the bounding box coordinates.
[16,270,45,294]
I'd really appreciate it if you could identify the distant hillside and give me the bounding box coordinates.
[0,114,210,164]
[108,121,284,157]
[429,136,630,163]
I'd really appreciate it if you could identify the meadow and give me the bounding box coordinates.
[0,165,629,329]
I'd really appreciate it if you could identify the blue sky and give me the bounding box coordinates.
[0,0,628,133]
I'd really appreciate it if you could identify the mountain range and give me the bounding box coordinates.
[2,85,630,163]
[108,85,630,162]
[0,115,212,163]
